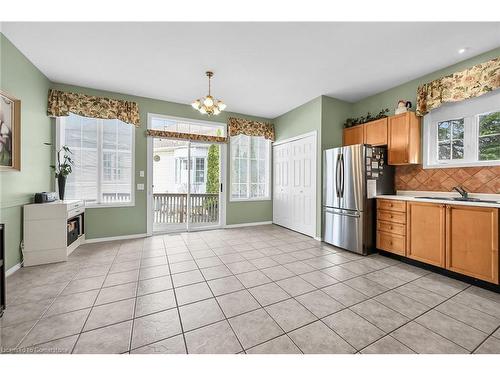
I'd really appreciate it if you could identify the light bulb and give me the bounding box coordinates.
[213,107,221,115]
[218,102,226,111]
[199,106,207,114]
[191,100,200,109]
[204,96,214,107]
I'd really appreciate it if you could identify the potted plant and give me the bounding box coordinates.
[45,143,75,200]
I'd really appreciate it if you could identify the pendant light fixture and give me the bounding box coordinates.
[191,71,226,116]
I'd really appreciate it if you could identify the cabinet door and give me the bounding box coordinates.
[407,202,446,267]
[343,125,364,146]
[364,118,388,146]
[446,205,499,284]
[388,113,409,165]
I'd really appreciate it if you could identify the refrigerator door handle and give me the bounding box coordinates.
[335,154,341,197]
[324,207,360,218]
[340,154,345,198]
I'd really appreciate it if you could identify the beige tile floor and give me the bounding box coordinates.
[1,224,500,354]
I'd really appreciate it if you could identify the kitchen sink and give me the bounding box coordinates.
[415,196,499,204]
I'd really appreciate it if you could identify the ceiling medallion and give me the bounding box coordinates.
[191,71,226,116]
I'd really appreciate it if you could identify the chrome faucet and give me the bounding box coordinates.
[452,186,469,199]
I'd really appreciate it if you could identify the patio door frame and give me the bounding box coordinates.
[146,114,227,236]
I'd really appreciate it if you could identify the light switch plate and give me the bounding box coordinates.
[139,170,144,177]
[137,183,144,191]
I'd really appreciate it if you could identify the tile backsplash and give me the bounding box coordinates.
[396,165,500,194]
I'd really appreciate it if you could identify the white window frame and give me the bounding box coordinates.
[423,90,500,169]
[229,134,272,202]
[56,116,135,208]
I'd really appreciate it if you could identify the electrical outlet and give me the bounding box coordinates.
[139,170,144,177]
[137,183,144,191]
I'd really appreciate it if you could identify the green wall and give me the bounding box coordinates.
[321,96,352,150]
[351,47,500,118]
[0,34,52,269]
[50,83,273,238]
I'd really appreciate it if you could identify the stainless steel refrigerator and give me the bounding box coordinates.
[323,144,394,255]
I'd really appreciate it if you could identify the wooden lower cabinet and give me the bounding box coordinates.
[376,199,407,256]
[406,202,446,268]
[446,205,499,284]
[383,200,499,284]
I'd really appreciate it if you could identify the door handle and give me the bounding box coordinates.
[324,208,360,218]
[335,155,341,198]
[340,154,345,198]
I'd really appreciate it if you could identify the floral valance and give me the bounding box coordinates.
[228,117,275,141]
[47,89,140,127]
[416,57,500,116]
[145,129,227,143]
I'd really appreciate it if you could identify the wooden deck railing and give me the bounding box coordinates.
[153,193,219,224]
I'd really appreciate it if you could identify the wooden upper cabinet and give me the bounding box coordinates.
[388,112,421,165]
[343,125,364,146]
[407,201,446,267]
[446,205,499,284]
[364,118,388,146]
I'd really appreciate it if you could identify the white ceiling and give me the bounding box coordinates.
[2,22,500,118]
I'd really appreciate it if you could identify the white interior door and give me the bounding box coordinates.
[272,143,290,228]
[273,132,316,237]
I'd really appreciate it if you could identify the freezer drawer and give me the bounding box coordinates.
[323,208,364,254]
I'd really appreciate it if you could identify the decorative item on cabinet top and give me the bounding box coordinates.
[394,100,412,115]
[343,108,389,128]
[396,164,500,194]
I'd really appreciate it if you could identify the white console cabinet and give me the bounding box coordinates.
[23,200,85,266]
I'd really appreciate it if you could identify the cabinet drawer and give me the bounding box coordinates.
[377,210,406,224]
[377,231,406,256]
[68,207,85,219]
[377,220,406,236]
[377,199,406,212]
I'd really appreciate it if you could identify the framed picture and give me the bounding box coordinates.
[0,91,21,171]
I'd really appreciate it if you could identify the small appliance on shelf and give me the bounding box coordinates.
[34,192,58,203]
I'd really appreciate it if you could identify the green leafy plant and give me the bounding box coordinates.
[44,143,75,178]
[344,108,390,128]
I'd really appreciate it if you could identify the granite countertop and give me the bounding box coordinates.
[376,191,500,208]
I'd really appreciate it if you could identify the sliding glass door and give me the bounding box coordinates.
[152,138,224,233]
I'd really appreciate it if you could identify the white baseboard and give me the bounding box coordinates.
[6,262,23,277]
[84,233,148,244]
[225,221,273,229]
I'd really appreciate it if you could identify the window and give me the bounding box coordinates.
[423,90,500,168]
[437,119,464,161]
[175,157,206,185]
[57,113,134,206]
[194,158,205,184]
[230,134,271,200]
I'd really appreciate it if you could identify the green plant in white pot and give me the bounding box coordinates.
[45,143,75,200]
